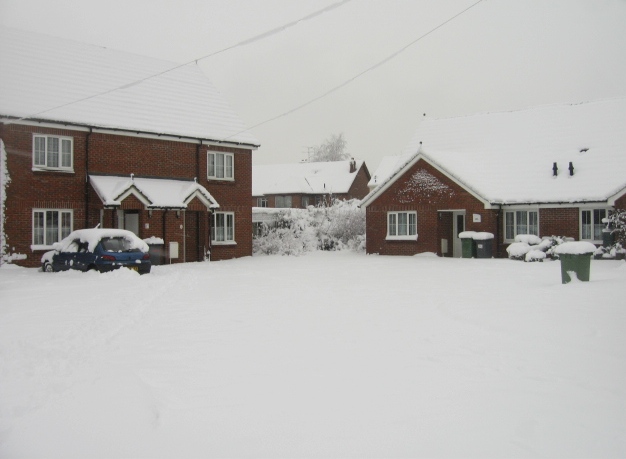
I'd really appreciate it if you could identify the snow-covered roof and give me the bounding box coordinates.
[367,153,415,189]
[89,175,219,209]
[0,27,259,147]
[395,98,626,205]
[253,160,365,196]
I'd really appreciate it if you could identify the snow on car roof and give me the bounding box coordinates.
[55,229,149,253]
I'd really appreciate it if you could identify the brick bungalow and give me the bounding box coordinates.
[361,98,626,257]
[0,27,259,267]
[252,159,370,208]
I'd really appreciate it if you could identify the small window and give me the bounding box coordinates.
[504,210,538,241]
[581,208,608,242]
[212,212,235,244]
[275,196,292,208]
[302,196,309,208]
[207,152,234,180]
[33,135,73,171]
[257,197,268,208]
[33,209,73,247]
[387,211,417,240]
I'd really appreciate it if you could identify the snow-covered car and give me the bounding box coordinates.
[41,228,151,274]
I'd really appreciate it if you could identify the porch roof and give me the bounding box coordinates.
[89,175,220,210]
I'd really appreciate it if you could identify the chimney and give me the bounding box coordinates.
[552,162,558,176]
[349,157,356,173]
[569,162,574,176]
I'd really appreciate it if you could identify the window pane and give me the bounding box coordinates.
[226,214,234,241]
[581,210,591,239]
[529,212,538,235]
[409,213,417,235]
[398,212,408,236]
[47,137,59,168]
[285,196,292,208]
[593,209,606,240]
[388,214,397,236]
[216,154,224,178]
[33,211,44,245]
[61,139,72,168]
[225,154,233,179]
[505,212,514,240]
[45,211,59,245]
[208,153,215,177]
[516,211,527,235]
[61,212,72,238]
[34,137,46,166]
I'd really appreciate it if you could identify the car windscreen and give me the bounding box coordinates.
[100,237,139,252]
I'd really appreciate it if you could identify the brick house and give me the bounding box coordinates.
[361,99,626,257]
[0,27,259,267]
[252,159,370,209]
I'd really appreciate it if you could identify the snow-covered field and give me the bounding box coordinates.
[1,252,625,458]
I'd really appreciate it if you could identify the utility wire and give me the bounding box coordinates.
[224,0,485,141]
[13,0,352,123]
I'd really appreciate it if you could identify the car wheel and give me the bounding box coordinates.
[43,262,55,273]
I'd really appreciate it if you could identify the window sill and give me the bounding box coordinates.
[31,245,55,251]
[32,167,74,173]
[212,241,237,246]
[207,177,235,182]
[386,235,418,242]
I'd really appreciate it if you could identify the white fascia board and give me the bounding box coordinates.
[1,118,91,132]
[607,185,626,207]
[114,185,152,207]
[183,189,220,209]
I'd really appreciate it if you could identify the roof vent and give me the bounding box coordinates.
[579,148,589,153]
[552,162,558,176]
[569,162,574,176]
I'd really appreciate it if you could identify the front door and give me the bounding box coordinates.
[453,212,465,258]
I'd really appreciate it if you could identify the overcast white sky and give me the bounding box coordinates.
[2,0,626,170]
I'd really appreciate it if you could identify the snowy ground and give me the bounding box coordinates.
[1,252,625,458]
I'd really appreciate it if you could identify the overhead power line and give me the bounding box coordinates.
[14,0,353,123]
[224,0,485,141]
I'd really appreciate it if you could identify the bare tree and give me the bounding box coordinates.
[309,133,349,162]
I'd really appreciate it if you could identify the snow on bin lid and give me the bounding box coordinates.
[458,231,477,239]
[554,241,597,255]
[472,232,494,240]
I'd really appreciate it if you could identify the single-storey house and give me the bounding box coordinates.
[0,27,259,267]
[361,98,626,257]
[252,159,370,209]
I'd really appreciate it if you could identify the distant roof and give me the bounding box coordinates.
[253,160,365,196]
[364,98,626,206]
[89,175,219,209]
[0,27,259,147]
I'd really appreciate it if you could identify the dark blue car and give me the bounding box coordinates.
[42,228,151,274]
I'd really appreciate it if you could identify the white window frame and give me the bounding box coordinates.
[33,134,74,171]
[207,152,234,181]
[211,212,236,245]
[257,197,268,208]
[580,207,610,243]
[504,209,539,242]
[32,209,73,249]
[386,211,418,241]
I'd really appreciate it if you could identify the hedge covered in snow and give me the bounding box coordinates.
[253,200,365,256]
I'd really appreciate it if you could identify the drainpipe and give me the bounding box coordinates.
[496,205,502,258]
[163,209,167,263]
[196,141,201,182]
[85,127,92,228]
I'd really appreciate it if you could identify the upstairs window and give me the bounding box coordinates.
[387,211,417,240]
[581,209,608,242]
[33,135,73,171]
[257,197,268,208]
[208,152,234,180]
[505,210,538,241]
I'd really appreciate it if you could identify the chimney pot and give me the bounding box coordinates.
[569,162,574,176]
[552,162,558,176]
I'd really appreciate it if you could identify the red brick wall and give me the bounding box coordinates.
[539,207,579,239]
[365,159,498,256]
[1,123,253,266]
[346,165,371,200]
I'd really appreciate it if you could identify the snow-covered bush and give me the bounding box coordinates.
[507,235,572,261]
[607,209,626,246]
[253,199,365,256]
